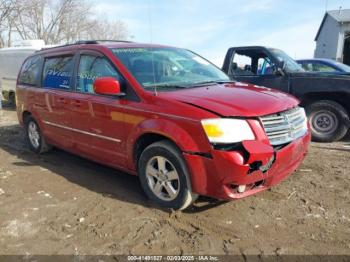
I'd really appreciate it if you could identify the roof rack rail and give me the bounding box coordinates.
[38,42,77,51]
[75,40,133,44]
[37,39,134,52]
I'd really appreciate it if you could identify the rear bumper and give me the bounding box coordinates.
[184,131,311,200]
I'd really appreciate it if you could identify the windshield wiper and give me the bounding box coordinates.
[144,84,190,90]
[189,80,236,87]
[144,80,236,90]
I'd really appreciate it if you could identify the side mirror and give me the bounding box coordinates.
[93,77,125,97]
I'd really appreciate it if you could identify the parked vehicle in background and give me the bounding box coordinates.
[222,46,350,142]
[0,40,50,106]
[16,40,310,210]
[297,58,350,75]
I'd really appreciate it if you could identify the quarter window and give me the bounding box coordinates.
[76,55,121,94]
[43,56,73,90]
[18,56,41,86]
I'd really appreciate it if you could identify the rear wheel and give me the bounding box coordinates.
[306,100,349,142]
[138,140,197,210]
[25,116,51,154]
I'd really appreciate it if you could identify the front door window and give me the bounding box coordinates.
[229,51,277,77]
[76,55,121,94]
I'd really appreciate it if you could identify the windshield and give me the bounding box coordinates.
[111,47,229,90]
[269,48,305,73]
[333,61,350,73]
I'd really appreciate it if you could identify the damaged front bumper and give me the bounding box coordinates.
[184,130,311,200]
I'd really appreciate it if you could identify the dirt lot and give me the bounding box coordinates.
[0,107,349,256]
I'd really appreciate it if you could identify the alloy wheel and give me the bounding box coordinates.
[145,156,180,201]
[28,121,40,149]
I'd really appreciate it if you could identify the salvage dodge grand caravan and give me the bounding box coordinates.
[16,40,311,210]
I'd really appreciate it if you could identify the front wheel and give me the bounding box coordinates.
[306,100,349,142]
[138,140,198,210]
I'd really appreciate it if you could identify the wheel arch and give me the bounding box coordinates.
[132,132,179,169]
[127,118,207,171]
[300,92,350,115]
[21,110,32,125]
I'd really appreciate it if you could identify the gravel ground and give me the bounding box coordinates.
[0,107,349,256]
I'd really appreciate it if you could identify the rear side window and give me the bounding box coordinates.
[43,56,73,90]
[18,56,41,86]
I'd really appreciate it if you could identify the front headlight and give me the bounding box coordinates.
[201,118,255,144]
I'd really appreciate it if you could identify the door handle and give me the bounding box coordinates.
[71,100,82,107]
[57,97,67,104]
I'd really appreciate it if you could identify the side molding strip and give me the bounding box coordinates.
[43,121,122,143]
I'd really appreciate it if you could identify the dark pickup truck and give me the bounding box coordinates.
[222,46,350,142]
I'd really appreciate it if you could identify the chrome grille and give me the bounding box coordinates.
[260,107,308,146]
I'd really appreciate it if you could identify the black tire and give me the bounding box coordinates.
[138,140,198,210]
[306,100,349,142]
[24,116,51,154]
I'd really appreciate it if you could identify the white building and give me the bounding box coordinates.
[314,9,350,65]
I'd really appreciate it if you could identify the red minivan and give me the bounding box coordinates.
[16,41,311,210]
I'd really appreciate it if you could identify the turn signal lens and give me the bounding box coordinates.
[202,123,224,137]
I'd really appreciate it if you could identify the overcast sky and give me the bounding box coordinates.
[96,0,349,66]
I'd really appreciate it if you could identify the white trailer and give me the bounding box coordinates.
[0,40,50,105]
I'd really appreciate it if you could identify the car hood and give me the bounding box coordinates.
[159,82,299,117]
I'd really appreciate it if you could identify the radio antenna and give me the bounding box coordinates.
[147,0,157,96]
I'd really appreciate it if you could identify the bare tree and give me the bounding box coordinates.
[7,0,129,45]
[11,0,86,44]
[59,1,95,43]
[0,0,16,47]
[0,0,14,25]
[85,18,129,41]
[0,0,130,46]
